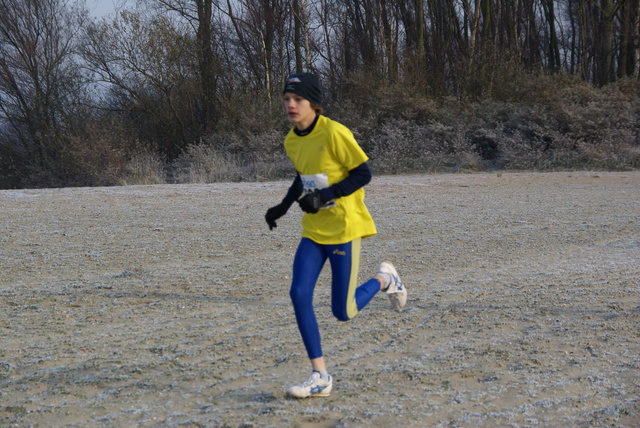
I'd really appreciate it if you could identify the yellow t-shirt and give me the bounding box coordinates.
[284,115,377,244]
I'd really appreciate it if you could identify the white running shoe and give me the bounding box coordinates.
[377,261,407,309]
[286,371,332,398]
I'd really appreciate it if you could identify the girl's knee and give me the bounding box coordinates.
[290,286,311,306]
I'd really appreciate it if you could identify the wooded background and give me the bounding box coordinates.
[1,0,639,188]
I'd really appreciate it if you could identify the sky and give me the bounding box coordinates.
[88,0,129,19]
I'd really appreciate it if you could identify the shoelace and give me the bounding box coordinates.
[302,373,320,387]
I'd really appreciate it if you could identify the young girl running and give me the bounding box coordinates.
[265,72,407,398]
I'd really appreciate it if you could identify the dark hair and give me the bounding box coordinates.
[311,103,324,115]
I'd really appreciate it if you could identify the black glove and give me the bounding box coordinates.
[298,189,324,214]
[265,203,288,230]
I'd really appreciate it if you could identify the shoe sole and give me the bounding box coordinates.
[389,291,407,309]
[287,390,331,398]
[286,380,333,398]
[378,261,407,309]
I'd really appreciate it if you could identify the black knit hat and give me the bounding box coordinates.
[283,73,322,105]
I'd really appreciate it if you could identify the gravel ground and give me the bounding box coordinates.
[1,171,639,428]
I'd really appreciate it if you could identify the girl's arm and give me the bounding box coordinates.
[265,174,303,230]
[281,173,303,208]
[318,162,371,202]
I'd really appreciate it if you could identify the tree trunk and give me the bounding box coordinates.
[466,0,482,71]
[416,0,425,62]
[618,0,640,78]
[480,0,494,41]
[542,0,561,73]
[595,0,619,85]
[293,0,303,72]
[196,0,216,131]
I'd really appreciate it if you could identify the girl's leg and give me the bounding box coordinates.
[290,238,327,360]
[329,237,381,321]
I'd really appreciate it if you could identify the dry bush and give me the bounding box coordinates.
[176,76,637,182]
[0,146,27,189]
[216,93,289,135]
[0,119,168,188]
[3,74,637,189]
[3,128,130,189]
[117,148,166,185]
[308,75,639,175]
[366,119,482,174]
[64,128,130,186]
[65,123,166,186]
[171,144,245,183]
[170,130,292,183]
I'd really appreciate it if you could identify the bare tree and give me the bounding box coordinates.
[541,0,561,72]
[593,0,623,85]
[315,0,344,92]
[148,0,219,131]
[292,0,304,72]
[292,0,311,72]
[83,9,201,156]
[618,0,640,78]
[343,0,380,73]
[223,0,288,97]
[0,0,87,182]
[377,0,399,83]
[196,0,216,129]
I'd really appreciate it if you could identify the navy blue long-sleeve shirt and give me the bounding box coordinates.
[280,162,372,209]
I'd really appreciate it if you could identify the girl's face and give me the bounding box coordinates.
[283,92,316,130]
